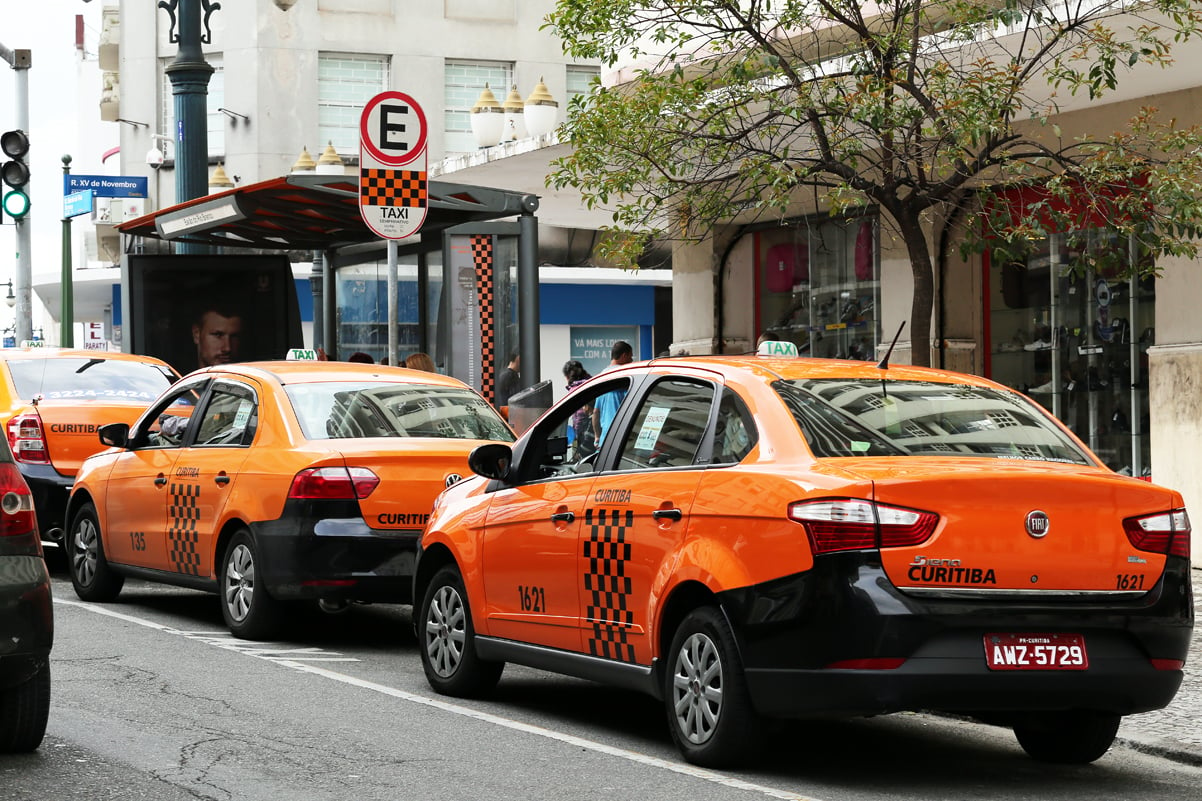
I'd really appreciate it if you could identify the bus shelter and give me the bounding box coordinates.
[118,172,542,401]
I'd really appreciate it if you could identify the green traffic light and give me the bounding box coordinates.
[2,189,30,220]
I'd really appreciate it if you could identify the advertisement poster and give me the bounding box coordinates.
[127,254,303,376]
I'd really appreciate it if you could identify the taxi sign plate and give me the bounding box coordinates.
[286,348,319,361]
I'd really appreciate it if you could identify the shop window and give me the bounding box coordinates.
[757,216,879,361]
[986,230,1154,477]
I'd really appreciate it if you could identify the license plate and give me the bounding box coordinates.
[984,633,1089,671]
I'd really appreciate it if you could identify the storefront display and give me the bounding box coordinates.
[987,230,1154,476]
[757,216,879,361]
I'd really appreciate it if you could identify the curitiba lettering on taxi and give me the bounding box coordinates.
[594,489,632,504]
[377,513,430,526]
[907,556,997,585]
[49,423,98,433]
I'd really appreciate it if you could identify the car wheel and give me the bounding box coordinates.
[0,662,50,753]
[1013,710,1121,764]
[664,606,759,768]
[68,502,124,602]
[419,565,503,697]
[220,529,283,640]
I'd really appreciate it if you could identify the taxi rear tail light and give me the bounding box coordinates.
[6,412,50,465]
[288,467,380,500]
[0,462,37,537]
[789,499,938,554]
[1123,508,1191,559]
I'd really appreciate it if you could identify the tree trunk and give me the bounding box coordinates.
[895,211,935,368]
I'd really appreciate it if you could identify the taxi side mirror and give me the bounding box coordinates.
[468,443,513,481]
[98,422,130,449]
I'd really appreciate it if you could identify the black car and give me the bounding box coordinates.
[0,434,52,752]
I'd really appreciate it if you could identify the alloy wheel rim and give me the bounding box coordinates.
[425,584,466,677]
[73,519,98,586]
[671,632,723,745]
[224,543,255,622]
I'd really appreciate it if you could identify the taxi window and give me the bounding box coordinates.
[136,381,206,449]
[613,378,715,471]
[711,390,757,465]
[194,384,257,447]
[285,382,514,442]
[6,357,175,403]
[776,379,1092,464]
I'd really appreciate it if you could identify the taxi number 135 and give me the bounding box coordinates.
[518,585,546,613]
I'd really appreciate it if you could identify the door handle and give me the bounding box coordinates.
[652,508,683,521]
[214,473,231,486]
[154,475,167,487]
[550,511,575,523]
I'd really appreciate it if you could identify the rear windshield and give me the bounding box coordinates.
[775,379,1093,465]
[286,382,515,442]
[6,357,176,403]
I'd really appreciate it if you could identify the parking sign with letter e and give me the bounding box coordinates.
[359,91,429,240]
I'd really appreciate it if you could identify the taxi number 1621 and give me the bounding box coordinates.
[518,585,545,613]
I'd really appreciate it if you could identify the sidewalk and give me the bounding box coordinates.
[1113,567,1202,766]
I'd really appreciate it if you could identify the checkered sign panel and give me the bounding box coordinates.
[360,169,427,207]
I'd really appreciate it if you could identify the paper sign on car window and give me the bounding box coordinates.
[635,406,671,450]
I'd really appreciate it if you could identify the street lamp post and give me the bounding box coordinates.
[61,154,73,347]
[158,0,218,253]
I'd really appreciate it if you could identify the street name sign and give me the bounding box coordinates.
[64,189,94,219]
[64,174,148,199]
[358,90,428,240]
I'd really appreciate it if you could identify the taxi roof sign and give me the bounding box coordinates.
[286,348,319,361]
[20,340,45,348]
[757,340,799,357]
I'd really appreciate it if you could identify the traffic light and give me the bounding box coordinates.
[1,129,31,221]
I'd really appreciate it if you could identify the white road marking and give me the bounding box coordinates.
[55,598,820,800]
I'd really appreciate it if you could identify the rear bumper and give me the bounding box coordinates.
[718,553,1193,719]
[19,464,72,541]
[251,514,419,605]
[0,553,54,690]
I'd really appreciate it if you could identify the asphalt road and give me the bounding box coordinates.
[3,577,1200,801]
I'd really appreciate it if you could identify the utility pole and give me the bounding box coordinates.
[61,155,73,347]
[1,42,33,343]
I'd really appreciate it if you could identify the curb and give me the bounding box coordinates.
[1116,736,1202,768]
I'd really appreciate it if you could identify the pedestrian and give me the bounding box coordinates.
[347,352,374,364]
[496,350,521,406]
[592,340,633,445]
[405,352,436,372]
[562,360,595,457]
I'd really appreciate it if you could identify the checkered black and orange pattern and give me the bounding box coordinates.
[360,169,427,207]
[472,235,496,404]
[583,508,636,663]
[168,481,202,576]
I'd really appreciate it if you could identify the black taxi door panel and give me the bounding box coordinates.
[168,382,257,578]
[577,375,716,666]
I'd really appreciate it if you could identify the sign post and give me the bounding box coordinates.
[359,91,429,366]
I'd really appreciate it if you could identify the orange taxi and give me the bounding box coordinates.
[0,347,179,559]
[414,342,1193,767]
[65,360,514,639]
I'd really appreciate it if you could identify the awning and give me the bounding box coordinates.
[118,172,537,251]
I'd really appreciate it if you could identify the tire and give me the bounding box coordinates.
[219,529,283,640]
[68,502,124,602]
[1013,711,1121,764]
[418,565,503,697]
[664,606,760,768]
[0,662,50,753]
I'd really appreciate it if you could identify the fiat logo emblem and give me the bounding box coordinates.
[1026,510,1050,538]
[445,473,463,488]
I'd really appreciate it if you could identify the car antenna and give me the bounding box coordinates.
[876,321,906,371]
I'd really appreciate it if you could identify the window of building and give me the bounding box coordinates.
[160,54,225,159]
[566,65,600,102]
[755,216,880,362]
[318,53,389,155]
[986,228,1154,476]
[444,59,513,156]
